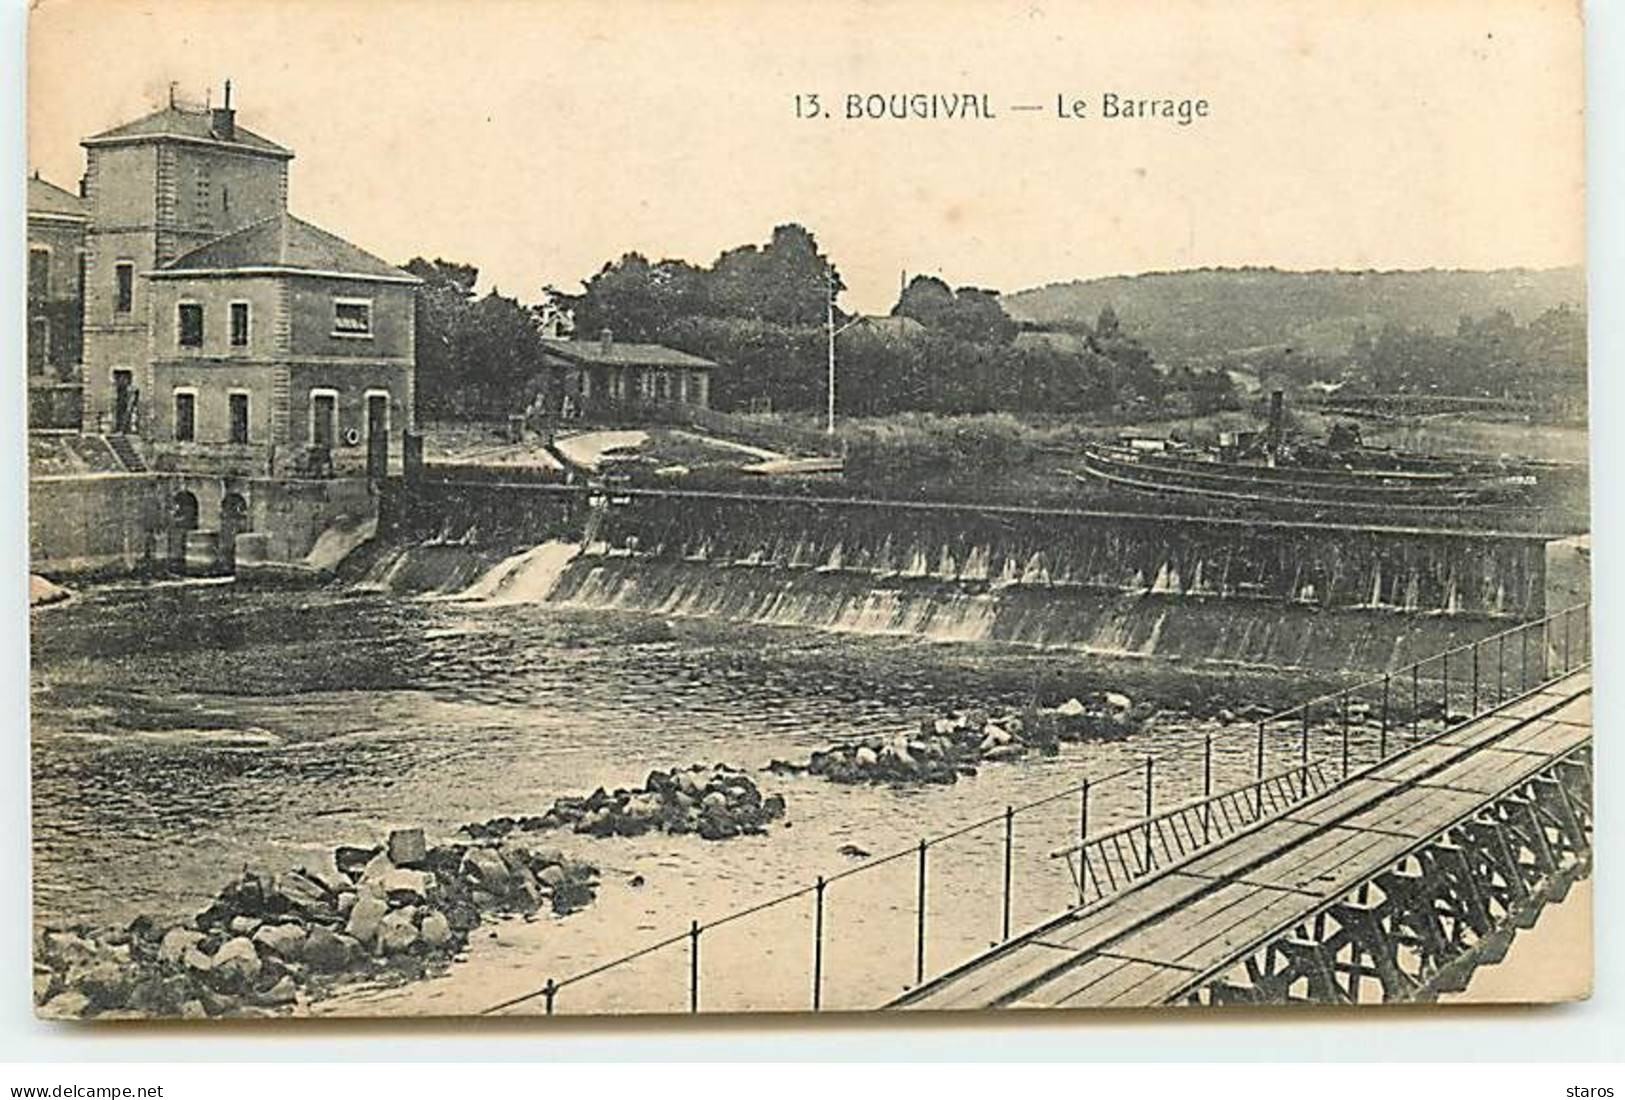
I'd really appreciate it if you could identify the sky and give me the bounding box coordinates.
[28,0,1584,315]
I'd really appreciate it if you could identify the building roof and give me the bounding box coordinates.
[852,314,926,337]
[27,174,87,220]
[153,213,419,284]
[82,104,293,158]
[541,337,716,369]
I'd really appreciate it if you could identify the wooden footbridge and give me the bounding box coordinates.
[894,668,1593,1010]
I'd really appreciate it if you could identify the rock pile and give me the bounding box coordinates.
[463,765,787,843]
[771,694,1147,787]
[34,828,599,1020]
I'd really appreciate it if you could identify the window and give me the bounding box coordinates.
[114,262,133,313]
[174,390,196,442]
[332,299,372,337]
[29,317,49,374]
[230,302,250,347]
[229,392,250,445]
[28,247,49,299]
[178,303,204,347]
[310,389,338,450]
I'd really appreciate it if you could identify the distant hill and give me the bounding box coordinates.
[1002,267,1586,364]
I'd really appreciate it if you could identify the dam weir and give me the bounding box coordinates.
[358,479,1565,675]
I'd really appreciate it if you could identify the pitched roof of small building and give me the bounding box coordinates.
[155,213,419,283]
[852,314,926,337]
[541,337,716,369]
[27,174,88,219]
[83,104,293,158]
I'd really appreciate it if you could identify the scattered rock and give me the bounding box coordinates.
[387,828,428,868]
[376,908,419,955]
[252,922,308,961]
[211,937,262,986]
[344,894,389,947]
[419,910,453,948]
[158,927,205,965]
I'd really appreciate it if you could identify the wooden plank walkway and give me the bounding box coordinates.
[898,671,1592,1011]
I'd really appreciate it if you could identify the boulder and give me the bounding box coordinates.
[1056,697,1087,717]
[377,908,419,954]
[229,916,262,936]
[334,845,381,880]
[252,922,308,961]
[212,937,263,985]
[183,947,215,974]
[378,868,435,901]
[74,961,130,1010]
[258,975,298,1007]
[854,746,879,767]
[275,870,335,915]
[1104,691,1133,711]
[158,926,206,965]
[387,828,428,868]
[536,863,567,889]
[461,848,513,895]
[40,990,91,1019]
[303,927,354,973]
[358,851,395,885]
[419,910,453,948]
[179,1000,208,1020]
[345,894,389,947]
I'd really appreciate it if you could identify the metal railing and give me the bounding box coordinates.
[1055,759,1333,908]
[480,600,1589,1017]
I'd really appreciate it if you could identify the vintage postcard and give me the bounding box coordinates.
[26,0,1589,1021]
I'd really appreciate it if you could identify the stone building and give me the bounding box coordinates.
[77,88,417,477]
[26,173,87,380]
[541,330,715,413]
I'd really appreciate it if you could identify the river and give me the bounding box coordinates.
[31,577,1340,1015]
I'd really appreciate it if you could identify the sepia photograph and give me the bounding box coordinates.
[21,0,1592,1026]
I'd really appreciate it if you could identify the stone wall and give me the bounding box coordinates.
[29,472,380,578]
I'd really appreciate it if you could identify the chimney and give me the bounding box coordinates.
[211,79,236,141]
[599,327,614,352]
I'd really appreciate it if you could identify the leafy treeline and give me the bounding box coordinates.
[405,258,548,421]
[1005,267,1586,363]
[1352,306,1586,402]
[551,230,1239,419]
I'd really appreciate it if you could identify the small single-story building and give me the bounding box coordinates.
[541,330,715,411]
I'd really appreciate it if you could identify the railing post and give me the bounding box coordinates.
[1521,620,1530,692]
[1340,690,1350,779]
[812,876,825,1011]
[1471,640,1480,716]
[1412,662,1420,741]
[1300,702,1310,766]
[1442,648,1450,725]
[689,919,700,1014]
[1497,631,1505,705]
[1254,719,1265,821]
[1380,673,1390,760]
[1203,734,1213,843]
[1002,805,1015,942]
[543,977,556,1016]
[915,839,927,986]
[1077,779,1090,906]
[1142,756,1154,870]
[1563,607,1572,672]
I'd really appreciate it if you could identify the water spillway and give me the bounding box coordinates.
[362,480,1558,673]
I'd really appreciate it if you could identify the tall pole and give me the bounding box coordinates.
[826,270,837,435]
